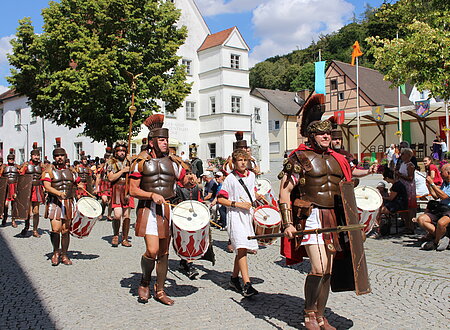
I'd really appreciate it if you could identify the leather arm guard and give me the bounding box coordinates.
[279,202,293,230]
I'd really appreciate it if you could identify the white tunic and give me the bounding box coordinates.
[221,171,258,251]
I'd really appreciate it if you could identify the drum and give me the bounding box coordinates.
[70,197,102,238]
[253,205,281,245]
[354,185,382,233]
[255,178,278,207]
[172,200,210,260]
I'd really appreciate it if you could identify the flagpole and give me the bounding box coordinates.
[398,86,402,144]
[356,56,361,162]
[446,100,449,151]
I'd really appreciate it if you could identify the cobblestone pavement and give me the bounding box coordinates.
[0,175,449,329]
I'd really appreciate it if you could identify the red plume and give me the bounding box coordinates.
[144,114,164,131]
[235,131,244,141]
[9,148,14,154]
[33,142,38,149]
[105,147,112,153]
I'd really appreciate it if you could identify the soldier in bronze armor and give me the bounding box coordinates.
[106,141,134,247]
[278,94,353,330]
[1,151,20,228]
[130,114,186,305]
[42,148,80,266]
[19,148,45,237]
[95,148,113,221]
[75,153,93,198]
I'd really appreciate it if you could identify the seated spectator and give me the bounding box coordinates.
[416,164,450,251]
[424,156,443,186]
[395,147,416,234]
[376,181,389,198]
[415,169,430,200]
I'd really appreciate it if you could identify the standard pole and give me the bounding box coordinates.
[41,118,46,160]
[398,86,402,144]
[446,100,449,152]
[356,57,361,162]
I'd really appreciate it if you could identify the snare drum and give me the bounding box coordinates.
[253,205,281,245]
[70,197,102,238]
[354,186,382,233]
[172,201,210,260]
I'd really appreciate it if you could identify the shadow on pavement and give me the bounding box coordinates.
[44,250,100,261]
[232,293,353,329]
[274,258,311,274]
[196,265,264,289]
[0,230,57,329]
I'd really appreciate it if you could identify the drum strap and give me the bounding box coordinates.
[235,175,254,206]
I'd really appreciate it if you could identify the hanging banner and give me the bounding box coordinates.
[438,116,447,140]
[415,99,431,118]
[371,105,384,121]
[314,61,326,95]
[334,110,345,125]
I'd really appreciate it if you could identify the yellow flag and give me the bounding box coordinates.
[351,41,363,66]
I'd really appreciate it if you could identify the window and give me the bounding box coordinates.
[269,142,280,154]
[0,108,3,127]
[231,54,240,69]
[131,143,137,155]
[30,113,37,124]
[15,109,22,130]
[231,96,241,113]
[210,97,216,114]
[330,79,337,90]
[338,92,345,101]
[165,109,176,118]
[74,142,83,160]
[19,148,25,163]
[208,143,216,158]
[186,101,196,119]
[254,107,261,122]
[274,120,280,130]
[420,91,426,99]
[181,59,192,75]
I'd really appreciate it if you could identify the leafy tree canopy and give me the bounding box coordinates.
[7,0,191,145]
[367,0,450,100]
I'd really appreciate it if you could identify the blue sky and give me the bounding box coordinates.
[0,0,392,93]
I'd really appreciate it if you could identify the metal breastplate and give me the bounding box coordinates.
[140,157,176,199]
[3,165,19,184]
[51,168,76,199]
[25,162,43,185]
[295,151,344,208]
[77,165,90,182]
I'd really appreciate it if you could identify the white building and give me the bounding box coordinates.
[0,0,270,172]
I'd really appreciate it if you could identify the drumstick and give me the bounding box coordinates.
[80,186,96,199]
[210,220,222,229]
[240,197,270,219]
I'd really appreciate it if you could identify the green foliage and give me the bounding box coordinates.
[7,0,191,145]
[290,62,314,91]
[367,0,450,100]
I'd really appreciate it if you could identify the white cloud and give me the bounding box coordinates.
[0,85,9,94]
[195,0,263,16]
[0,35,14,64]
[249,0,354,65]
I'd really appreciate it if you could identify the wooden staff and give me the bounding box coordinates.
[248,224,365,240]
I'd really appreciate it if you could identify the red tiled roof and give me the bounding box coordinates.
[0,88,19,102]
[197,27,235,52]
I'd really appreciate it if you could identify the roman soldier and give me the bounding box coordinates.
[106,141,134,247]
[130,114,187,305]
[75,152,93,198]
[19,147,45,237]
[42,148,80,266]
[95,147,113,221]
[1,149,20,228]
[278,94,354,329]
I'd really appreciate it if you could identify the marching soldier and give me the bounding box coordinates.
[19,148,45,237]
[42,148,80,266]
[95,147,113,221]
[75,152,93,198]
[130,114,187,305]
[1,150,20,228]
[106,141,134,247]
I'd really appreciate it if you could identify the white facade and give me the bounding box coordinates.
[0,0,270,171]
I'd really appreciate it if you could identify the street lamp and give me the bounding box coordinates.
[15,123,29,160]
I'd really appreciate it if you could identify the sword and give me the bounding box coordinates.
[247,224,365,240]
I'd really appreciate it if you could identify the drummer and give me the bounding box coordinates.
[74,152,93,199]
[42,148,81,266]
[130,114,187,305]
[217,148,260,297]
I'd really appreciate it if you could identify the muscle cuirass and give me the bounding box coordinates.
[2,165,19,184]
[140,157,176,199]
[51,168,76,199]
[25,162,43,186]
[294,151,344,208]
[77,165,90,182]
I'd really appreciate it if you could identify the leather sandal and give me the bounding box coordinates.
[304,311,320,330]
[154,284,174,306]
[33,231,41,238]
[11,220,18,228]
[61,254,73,265]
[316,315,336,330]
[121,240,132,247]
[111,236,119,247]
[138,281,151,303]
[51,252,60,266]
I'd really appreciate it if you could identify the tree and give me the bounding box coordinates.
[7,0,191,145]
[367,0,450,100]
[290,63,315,91]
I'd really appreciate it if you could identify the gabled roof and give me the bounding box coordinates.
[252,88,302,116]
[0,89,19,103]
[331,60,413,107]
[197,26,249,52]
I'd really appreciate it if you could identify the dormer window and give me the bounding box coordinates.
[231,54,240,69]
